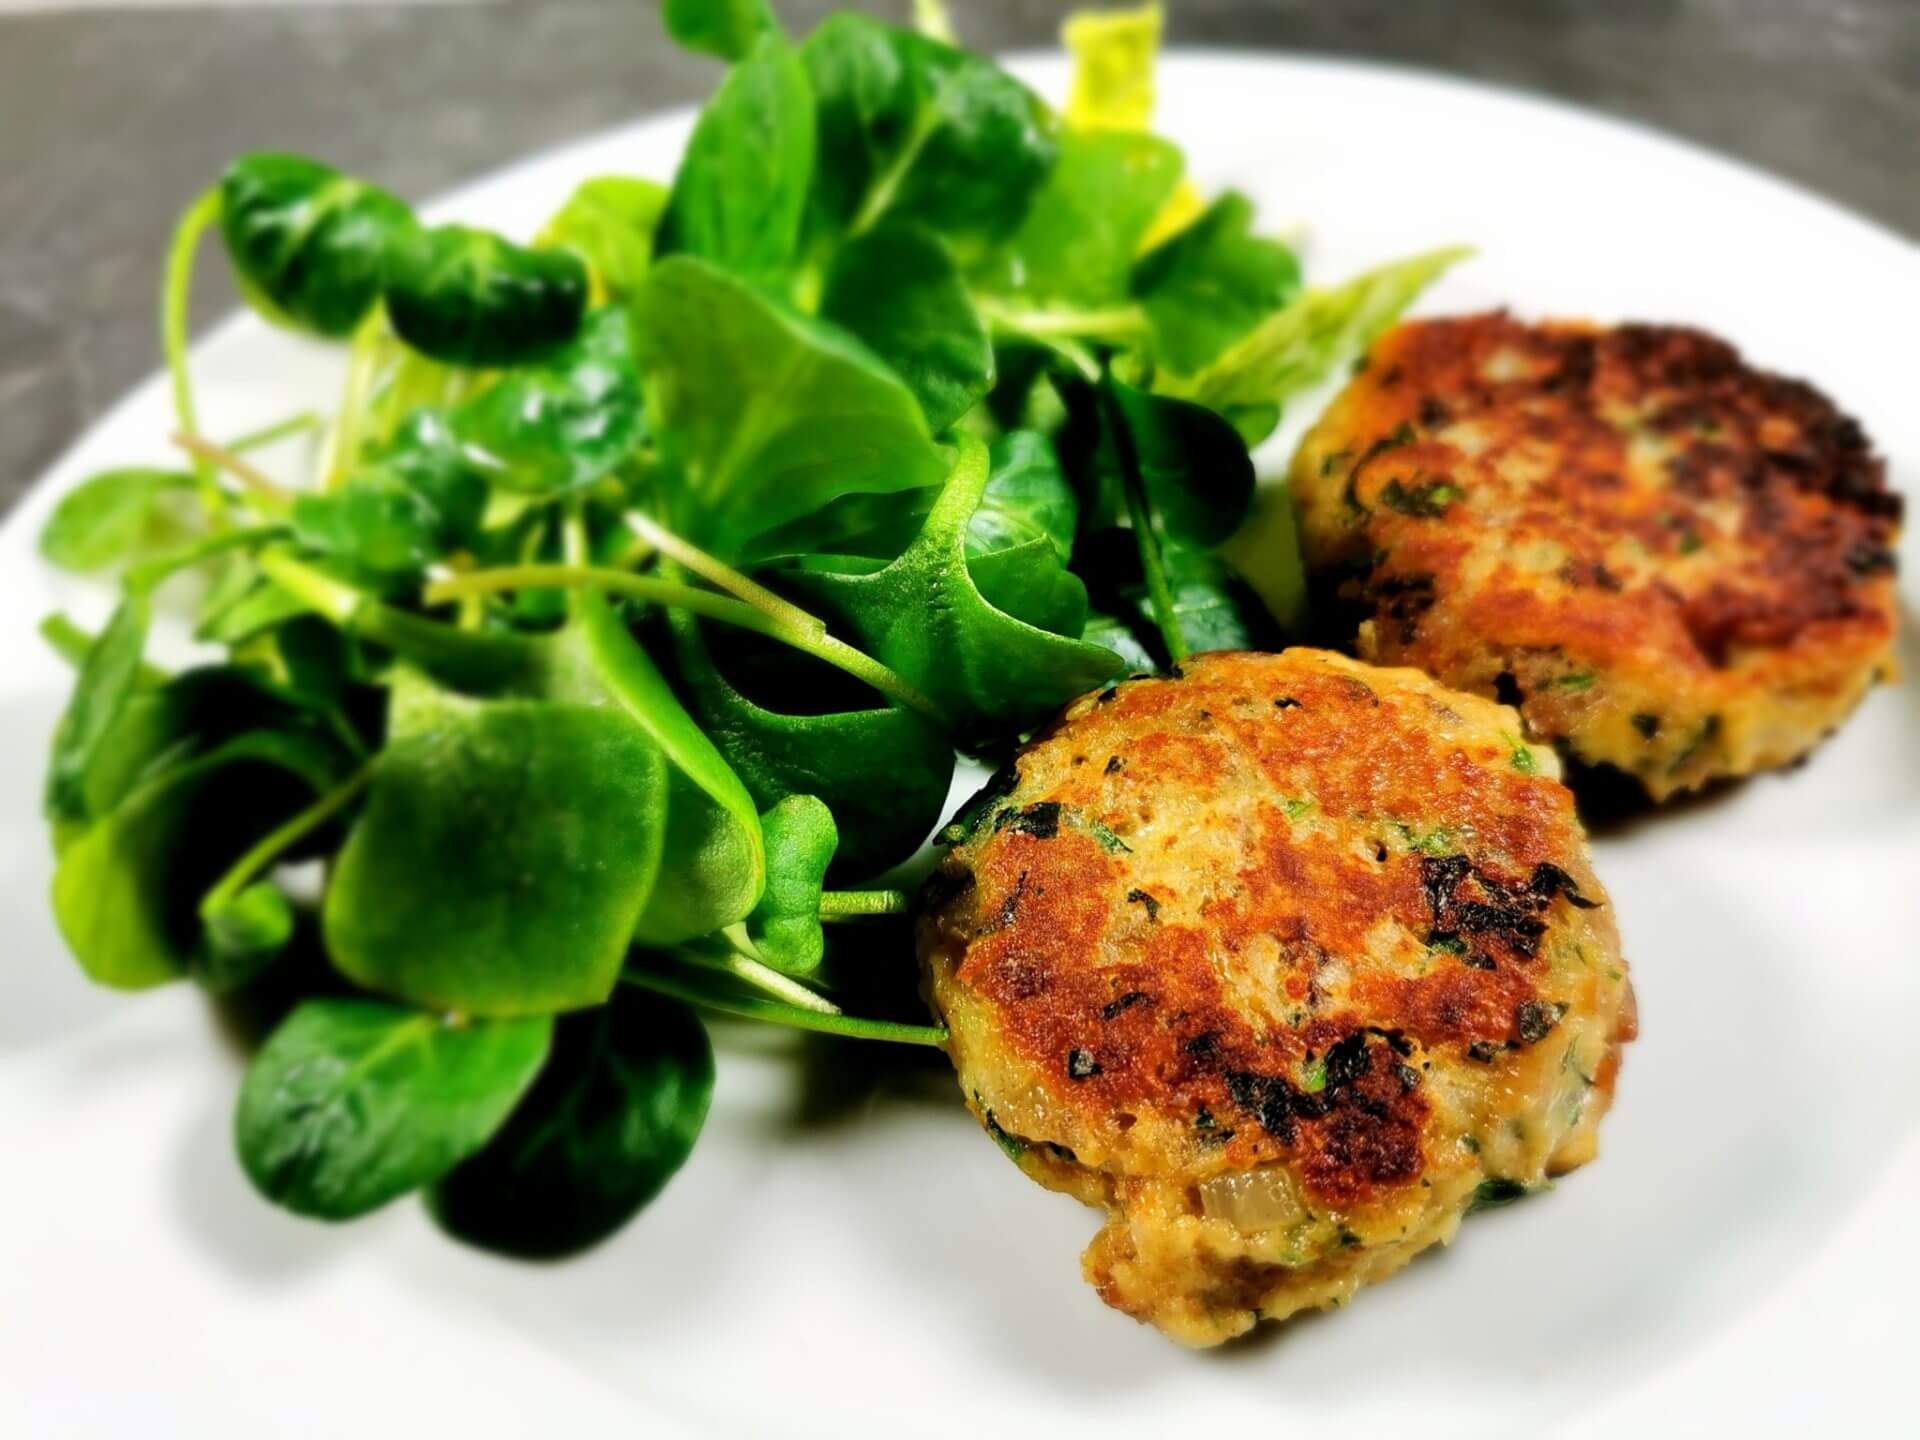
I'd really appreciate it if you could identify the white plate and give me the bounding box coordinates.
[3,53,1917,1439]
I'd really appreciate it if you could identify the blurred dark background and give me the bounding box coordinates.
[1,0,1914,509]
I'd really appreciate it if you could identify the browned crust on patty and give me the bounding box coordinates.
[921,651,1623,1212]
[1289,314,1902,797]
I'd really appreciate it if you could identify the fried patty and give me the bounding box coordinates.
[1290,316,1902,799]
[918,650,1634,1345]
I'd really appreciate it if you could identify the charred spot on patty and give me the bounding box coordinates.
[1067,1048,1103,1080]
[1529,861,1601,909]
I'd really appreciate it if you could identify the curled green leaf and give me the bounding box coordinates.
[196,881,296,994]
[744,794,839,977]
[772,434,1124,737]
[219,153,413,338]
[385,223,588,367]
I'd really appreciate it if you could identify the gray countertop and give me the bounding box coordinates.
[2,0,1914,512]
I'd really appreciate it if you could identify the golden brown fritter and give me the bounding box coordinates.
[1290,315,1902,799]
[918,650,1634,1346]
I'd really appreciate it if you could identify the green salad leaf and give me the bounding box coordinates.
[39,468,198,573]
[773,434,1124,737]
[634,255,947,555]
[536,176,670,303]
[431,987,713,1257]
[53,727,348,989]
[1079,525,1274,665]
[666,612,955,881]
[566,590,766,946]
[802,14,1056,258]
[45,593,153,829]
[1100,377,1254,545]
[1159,246,1471,433]
[743,794,839,977]
[219,153,413,338]
[965,429,1077,561]
[1133,190,1301,373]
[290,473,444,591]
[451,305,642,496]
[978,128,1182,312]
[820,222,992,433]
[663,0,780,63]
[197,880,299,994]
[324,672,672,1016]
[236,997,553,1220]
[289,404,493,589]
[659,31,815,287]
[384,223,589,367]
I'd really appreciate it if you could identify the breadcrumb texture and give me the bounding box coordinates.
[1290,315,1902,799]
[919,650,1634,1345]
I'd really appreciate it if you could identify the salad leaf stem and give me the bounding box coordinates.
[423,563,944,724]
[37,615,95,670]
[976,298,1148,344]
[39,614,163,682]
[259,550,382,626]
[424,564,747,622]
[796,629,946,728]
[259,550,534,691]
[199,762,375,920]
[1100,382,1188,662]
[626,509,826,639]
[847,111,939,240]
[326,311,387,491]
[226,410,324,456]
[171,430,294,514]
[125,523,286,594]
[622,967,949,1049]
[706,932,842,1013]
[927,428,994,535]
[562,501,591,623]
[164,187,225,519]
[817,889,910,918]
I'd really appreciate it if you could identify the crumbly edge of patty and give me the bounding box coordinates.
[945,976,1628,1346]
